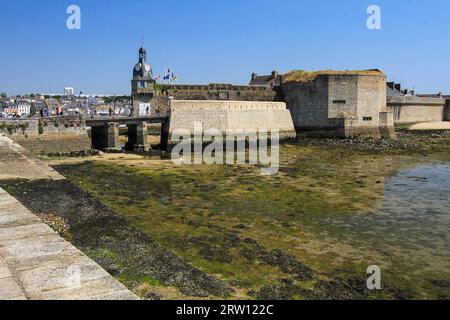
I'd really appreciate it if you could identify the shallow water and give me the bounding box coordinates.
[52,145,450,299]
[321,163,450,298]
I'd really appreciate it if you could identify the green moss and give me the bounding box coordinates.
[117,273,163,288]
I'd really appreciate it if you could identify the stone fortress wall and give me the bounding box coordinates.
[387,96,448,124]
[280,71,396,139]
[157,79,450,129]
[166,99,296,148]
[0,115,92,155]
[159,69,450,140]
[159,83,279,102]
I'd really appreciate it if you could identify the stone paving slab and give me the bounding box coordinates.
[0,277,25,300]
[0,187,138,300]
[0,257,26,300]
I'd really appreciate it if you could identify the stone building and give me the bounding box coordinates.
[279,70,396,139]
[249,71,282,89]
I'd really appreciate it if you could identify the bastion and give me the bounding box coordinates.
[280,70,396,139]
[165,99,296,149]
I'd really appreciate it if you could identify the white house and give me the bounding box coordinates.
[16,101,31,116]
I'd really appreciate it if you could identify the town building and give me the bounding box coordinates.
[64,87,75,96]
[16,100,31,116]
[44,98,61,115]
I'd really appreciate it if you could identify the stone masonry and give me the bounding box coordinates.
[387,96,447,124]
[0,115,92,156]
[280,70,396,139]
[166,99,296,148]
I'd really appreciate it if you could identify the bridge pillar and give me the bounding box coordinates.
[445,100,450,121]
[125,121,150,152]
[135,121,150,152]
[160,120,170,151]
[91,122,119,150]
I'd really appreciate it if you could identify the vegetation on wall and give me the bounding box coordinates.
[283,69,384,83]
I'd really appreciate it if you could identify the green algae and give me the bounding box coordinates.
[51,142,450,299]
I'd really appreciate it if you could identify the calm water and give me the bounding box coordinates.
[324,162,450,298]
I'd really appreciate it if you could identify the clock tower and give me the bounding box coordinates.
[131,46,155,116]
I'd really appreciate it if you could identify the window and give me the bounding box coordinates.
[333,100,346,105]
[138,82,148,89]
[363,117,373,121]
[218,92,229,100]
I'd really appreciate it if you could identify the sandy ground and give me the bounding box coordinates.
[408,121,450,131]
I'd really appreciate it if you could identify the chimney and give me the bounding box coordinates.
[251,73,257,81]
[387,82,395,90]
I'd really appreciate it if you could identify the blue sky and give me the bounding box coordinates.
[0,0,449,95]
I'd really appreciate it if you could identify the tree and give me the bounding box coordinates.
[0,92,6,98]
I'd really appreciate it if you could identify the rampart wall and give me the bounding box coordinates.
[387,96,446,124]
[0,115,92,155]
[166,100,296,147]
[159,84,278,102]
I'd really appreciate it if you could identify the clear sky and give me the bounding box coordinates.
[1,0,449,95]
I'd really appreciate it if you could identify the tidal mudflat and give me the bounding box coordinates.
[2,133,450,300]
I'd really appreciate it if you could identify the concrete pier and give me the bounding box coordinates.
[91,122,120,150]
[134,121,151,152]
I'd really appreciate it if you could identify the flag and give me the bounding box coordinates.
[171,72,177,82]
[163,69,171,81]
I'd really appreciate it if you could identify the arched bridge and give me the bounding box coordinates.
[85,116,170,151]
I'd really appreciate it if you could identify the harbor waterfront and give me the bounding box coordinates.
[2,1,450,304]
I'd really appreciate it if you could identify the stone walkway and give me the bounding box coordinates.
[0,255,26,300]
[0,135,138,300]
[0,187,139,300]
